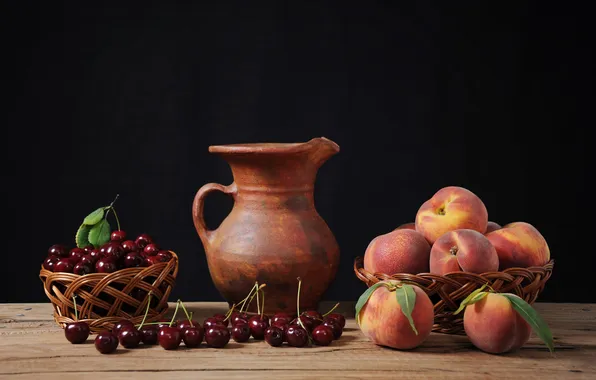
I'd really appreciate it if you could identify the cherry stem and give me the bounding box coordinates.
[177,299,193,327]
[244,284,266,314]
[103,194,121,230]
[260,289,265,319]
[138,291,152,329]
[322,302,340,317]
[295,277,307,331]
[169,300,180,327]
[256,284,261,316]
[239,283,259,313]
[111,208,121,231]
[72,295,79,321]
[223,304,236,322]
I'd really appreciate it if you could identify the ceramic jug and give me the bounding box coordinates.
[192,137,340,314]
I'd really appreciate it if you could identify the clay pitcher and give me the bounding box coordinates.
[192,137,340,314]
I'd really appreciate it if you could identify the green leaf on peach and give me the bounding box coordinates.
[355,282,387,326]
[396,284,418,335]
[502,293,555,353]
[453,284,489,315]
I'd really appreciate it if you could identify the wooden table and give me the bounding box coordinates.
[1,302,594,379]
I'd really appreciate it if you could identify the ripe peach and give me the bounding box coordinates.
[415,186,488,244]
[485,221,502,233]
[364,229,431,275]
[358,282,434,349]
[394,222,415,231]
[430,229,499,274]
[464,293,531,354]
[485,222,550,269]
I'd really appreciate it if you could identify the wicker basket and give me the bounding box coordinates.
[353,256,554,335]
[39,252,179,333]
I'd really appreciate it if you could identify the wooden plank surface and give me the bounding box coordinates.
[0,302,595,379]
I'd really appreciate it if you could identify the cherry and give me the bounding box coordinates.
[232,312,248,326]
[69,248,86,262]
[157,250,173,262]
[112,319,135,336]
[157,320,177,329]
[322,319,343,339]
[121,240,138,253]
[123,252,144,268]
[89,249,101,260]
[96,258,118,273]
[286,325,308,347]
[312,325,334,346]
[43,256,59,271]
[110,230,126,242]
[248,316,269,340]
[65,321,90,344]
[203,317,224,329]
[177,320,201,330]
[143,243,160,256]
[182,326,204,348]
[325,314,346,328]
[101,242,124,260]
[231,324,251,342]
[159,326,182,350]
[73,262,93,275]
[143,255,162,267]
[79,254,97,267]
[205,325,230,348]
[272,312,292,326]
[271,320,288,341]
[119,327,142,348]
[291,315,314,332]
[54,259,74,273]
[95,330,119,354]
[135,234,153,249]
[140,325,159,345]
[48,244,68,257]
[212,313,229,327]
[264,325,284,347]
[303,310,322,320]
[83,245,94,253]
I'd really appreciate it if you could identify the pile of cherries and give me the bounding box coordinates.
[42,231,173,275]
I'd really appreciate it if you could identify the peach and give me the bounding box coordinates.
[415,186,488,244]
[485,221,502,233]
[358,282,434,349]
[485,222,550,269]
[430,229,499,274]
[463,293,531,354]
[394,222,415,231]
[364,229,431,275]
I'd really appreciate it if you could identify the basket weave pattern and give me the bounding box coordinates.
[39,252,179,333]
[354,256,554,334]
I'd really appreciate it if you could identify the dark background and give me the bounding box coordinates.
[5,2,593,303]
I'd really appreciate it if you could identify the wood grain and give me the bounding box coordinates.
[1,302,595,379]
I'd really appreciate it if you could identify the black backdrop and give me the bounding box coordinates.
[5,2,594,303]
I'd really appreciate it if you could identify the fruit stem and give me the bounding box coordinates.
[138,291,152,329]
[296,277,302,317]
[169,300,180,327]
[223,304,236,322]
[177,299,194,327]
[239,283,259,313]
[111,208,121,231]
[72,295,79,321]
[260,289,265,319]
[256,283,261,316]
[243,284,266,314]
[322,302,340,317]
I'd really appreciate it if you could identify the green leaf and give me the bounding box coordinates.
[355,282,387,325]
[453,284,489,315]
[396,284,418,335]
[83,207,105,225]
[75,224,91,248]
[88,219,111,248]
[502,293,555,353]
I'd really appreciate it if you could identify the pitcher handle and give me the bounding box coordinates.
[192,182,237,246]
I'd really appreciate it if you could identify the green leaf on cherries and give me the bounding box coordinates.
[83,207,105,225]
[453,284,489,315]
[502,293,555,353]
[88,219,111,248]
[355,282,387,326]
[395,284,418,335]
[75,224,91,248]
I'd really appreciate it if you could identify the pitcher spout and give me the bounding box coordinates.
[307,137,340,167]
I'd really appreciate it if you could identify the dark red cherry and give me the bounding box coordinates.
[43,256,59,271]
[89,249,101,260]
[213,313,229,327]
[157,320,177,330]
[64,321,90,344]
[135,234,153,249]
[303,310,322,320]
[123,252,144,268]
[264,325,284,347]
[48,244,68,257]
[112,319,135,336]
[271,322,288,342]
[143,255,161,267]
[101,242,124,260]
[110,230,126,242]
[143,243,160,256]
[182,326,204,348]
[203,317,224,329]
[118,327,141,348]
[325,313,346,328]
[204,325,230,348]
[177,320,201,330]
[95,330,118,354]
[158,326,182,350]
[73,262,93,275]
[248,316,269,340]
[156,250,173,262]
[79,254,97,267]
[322,319,342,339]
[140,325,159,345]
[69,248,86,262]
[96,258,118,273]
[121,240,138,253]
[83,245,94,253]
[232,312,248,326]
[272,312,292,325]
[291,315,314,332]
[231,324,251,342]
[286,324,308,347]
[54,259,74,273]
[312,325,334,346]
